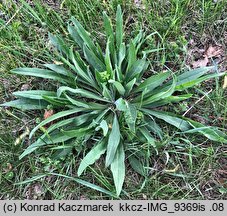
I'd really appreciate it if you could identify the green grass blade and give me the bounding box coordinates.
[51,173,116,197]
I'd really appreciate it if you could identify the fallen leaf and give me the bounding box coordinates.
[205,45,222,58]
[192,56,209,68]
[14,127,30,145]
[164,164,180,173]
[53,60,63,65]
[44,109,54,119]
[223,76,227,89]
[3,163,12,173]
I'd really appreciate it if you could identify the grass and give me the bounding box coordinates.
[0,0,227,199]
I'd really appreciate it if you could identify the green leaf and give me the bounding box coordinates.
[126,40,136,72]
[145,94,193,108]
[71,17,100,58]
[106,114,121,167]
[124,102,137,133]
[134,72,170,93]
[128,155,145,176]
[67,24,84,49]
[125,78,136,95]
[13,90,56,100]
[69,48,96,86]
[1,98,48,110]
[61,127,91,138]
[49,33,70,56]
[105,38,113,75]
[102,83,113,101]
[116,5,123,49]
[78,139,106,176]
[51,173,117,197]
[186,119,227,143]
[11,68,70,84]
[65,94,107,110]
[19,132,74,159]
[109,80,125,95]
[118,42,126,69]
[42,95,69,106]
[83,45,106,72]
[142,109,191,131]
[103,11,116,64]
[141,76,176,105]
[115,98,127,111]
[29,108,84,139]
[125,58,147,82]
[110,143,125,196]
[44,63,75,78]
[57,86,109,102]
[175,72,226,91]
[139,126,156,147]
[95,120,109,136]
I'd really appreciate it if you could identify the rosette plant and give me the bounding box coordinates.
[2,6,227,196]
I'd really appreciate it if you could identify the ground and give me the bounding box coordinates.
[0,0,227,199]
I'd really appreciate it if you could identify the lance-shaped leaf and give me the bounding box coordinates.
[95,120,109,136]
[110,143,125,196]
[133,72,170,93]
[124,102,137,133]
[144,94,193,108]
[105,38,113,75]
[71,17,101,59]
[44,64,75,78]
[67,24,84,49]
[106,114,121,167]
[185,119,227,143]
[13,90,56,100]
[78,139,107,176]
[29,108,84,139]
[140,76,176,105]
[83,45,106,72]
[125,58,147,82]
[108,80,125,95]
[141,109,191,131]
[57,86,109,102]
[116,5,123,49]
[11,68,71,84]
[0,98,48,110]
[49,33,70,57]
